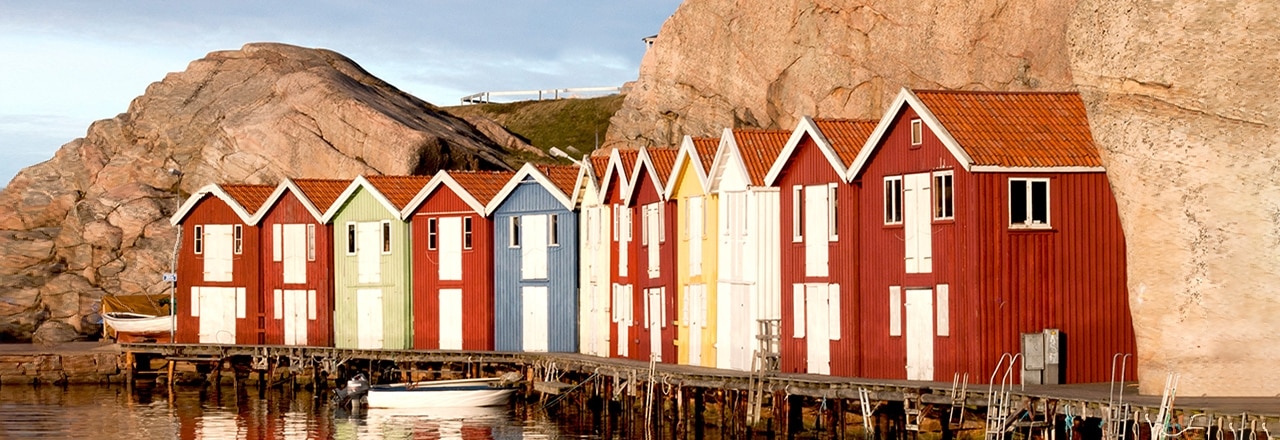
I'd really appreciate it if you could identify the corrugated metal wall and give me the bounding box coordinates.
[775,137,860,376]
[258,191,334,347]
[331,188,413,349]
[629,169,678,362]
[492,177,580,352]
[855,108,1136,384]
[603,181,635,360]
[409,186,495,351]
[174,195,262,344]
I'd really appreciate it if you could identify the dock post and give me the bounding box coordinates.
[788,395,804,438]
[125,351,135,392]
[836,398,846,440]
[676,386,685,438]
[693,388,705,440]
[773,390,788,438]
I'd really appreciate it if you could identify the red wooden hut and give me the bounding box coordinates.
[401,170,514,350]
[765,118,878,376]
[845,88,1136,383]
[170,183,274,344]
[252,178,347,347]
[624,146,679,363]
[597,149,639,359]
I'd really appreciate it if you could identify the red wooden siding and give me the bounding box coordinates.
[630,160,678,363]
[174,195,262,344]
[258,190,334,347]
[409,185,495,350]
[602,176,635,359]
[775,135,861,376]
[854,107,1135,383]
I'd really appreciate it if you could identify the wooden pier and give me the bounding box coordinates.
[117,343,1279,439]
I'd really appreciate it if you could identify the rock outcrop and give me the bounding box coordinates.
[606,0,1080,148]
[1068,0,1280,396]
[608,0,1279,396]
[0,43,516,342]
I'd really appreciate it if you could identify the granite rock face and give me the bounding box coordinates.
[1068,0,1280,396]
[0,43,516,342]
[606,0,1079,149]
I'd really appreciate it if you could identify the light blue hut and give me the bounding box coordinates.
[486,163,582,352]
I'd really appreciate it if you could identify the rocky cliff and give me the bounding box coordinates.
[609,0,1279,396]
[0,43,516,342]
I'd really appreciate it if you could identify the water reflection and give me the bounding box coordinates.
[0,384,564,439]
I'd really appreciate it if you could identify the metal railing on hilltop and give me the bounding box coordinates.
[460,86,622,105]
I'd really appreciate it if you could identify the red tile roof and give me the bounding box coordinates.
[220,184,275,212]
[364,175,432,210]
[617,150,639,180]
[589,155,610,181]
[449,170,516,206]
[692,137,718,172]
[535,165,580,197]
[292,178,350,212]
[813,119,878,166]
[733,129,792,186]
[913,90,1101,168]
[645,147,679,184]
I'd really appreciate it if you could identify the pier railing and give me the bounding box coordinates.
[459,86,622,105]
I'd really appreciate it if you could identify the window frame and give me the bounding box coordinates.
[549,214,559,247]
[346,223,356,255]
[306,224,316,261]
[910,119,923,146]
[792,185,803,242]
[827,183,839,241]
[1008,177,1051,229]
[233,225,243,255]
[509,216,521,248]
[427,217,438,251]
[884,176,903,225]
[463,216,473,250]
[933,170,955,221]
[380,220,392,254]
[193,225,204,255]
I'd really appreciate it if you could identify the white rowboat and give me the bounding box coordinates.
[102,312,174,334]
[366,377,518,409]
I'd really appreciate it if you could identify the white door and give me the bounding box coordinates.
[905,288,935,380]
[521,215,548,280]
[283,289,309,345]
[202,225,234,282]
[904,173,933,273]
[196,286,239,344]
[646,204,661,278]
[439,217,463,281]
[356,222,381,283]
[730,284,752,370]
[357,288,383,349]
[439,288,463,349]
[647,288,664,361]
[615,284,631,358]
[685,284,704,365]
[522,286,549,352]
[804,186,829,277]
[805,284,831,374]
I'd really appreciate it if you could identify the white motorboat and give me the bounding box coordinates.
[366,377,519,409]
[101,312,174,334]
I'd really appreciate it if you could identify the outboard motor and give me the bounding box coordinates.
[332,373,370,410]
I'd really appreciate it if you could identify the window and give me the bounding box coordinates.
[549,214,559,246]
[612,206,620,242]
[827,183,838,241]
[910,119,923,146]
[463,217,473,249]
[933,171,954,220]
[1009,178,1050,228]
[380,220,392,254]
[427,218,438,250]
[233,225,243,254]
[509,216,521,248]
[884,176,903,224]
[194,225,203,254]
[346,223,356,254]
[306,224,316,261]
[792,186,803,242]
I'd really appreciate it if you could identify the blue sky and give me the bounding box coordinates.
[0,1,681,187]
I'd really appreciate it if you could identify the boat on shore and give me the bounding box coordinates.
[366,376,519,409]
[101,312,173,341]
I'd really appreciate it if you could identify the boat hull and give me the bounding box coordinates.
[366,381,517,409]
[102,312,174,334]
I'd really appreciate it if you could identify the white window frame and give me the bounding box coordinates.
[933,171,954,220]
[345,223,356,255]
[306,224,316,261]
[233,225,243,255]
[463,216,473,250]
[380,220,392,254]
[194,225,204,255]
[792,185,803,242]
[910,119,923,146]
[827,183,838,241]
[549,214,560,247]
[509,216,521,248]
[884,176,903,225]
[1009,177,1051,229]
[427,217,438,250]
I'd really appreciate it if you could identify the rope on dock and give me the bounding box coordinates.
[542,371,601,409]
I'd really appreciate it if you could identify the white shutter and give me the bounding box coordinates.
[618,208,629,277]
[272,224,282,262]
[937,284,949,337]
[283,224,306,284]
[307,290,317,320]
[792,284,805,338]
[646,204,660,278]
[804,186,828,277]
[682,286,691,326]
[690,197,703,277]
[235,287,246,319]
[190,286,200,317]
[203,225,234,282]
[357,222,381,283]
[521,215,548,280]
[828,283,841,341]
[889,286,902,337]
[273,289,283,319]
[439,217,463,281]
[905,173,933,273]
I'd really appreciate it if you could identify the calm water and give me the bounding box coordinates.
[0,384,610,439]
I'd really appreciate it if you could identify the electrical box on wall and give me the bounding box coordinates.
[1021,329,1064,384]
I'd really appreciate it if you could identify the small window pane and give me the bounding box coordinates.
[427,218,438,250]
[1031,181,1049,224]
[1010,180,1028,225]
[933,173,954,220]
[463,217,473,249]
[346,224,356,254]
[194,225,203,254]
[910,119,923,145]
[306,224,316,261]
[233,225,243,254]
[510,216,521,248]
[549,214,559,246]
[884,177,903,224]
[381,221,392,253]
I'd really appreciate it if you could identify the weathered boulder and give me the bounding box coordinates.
[32,321,79,346]
[1068,0,1280,396]
[605,0,1079,149]
[0,42,521,342]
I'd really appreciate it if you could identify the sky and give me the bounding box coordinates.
[0,1,682,187]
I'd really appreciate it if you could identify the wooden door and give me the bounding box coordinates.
[522,286,549,352]
[196,286,238,344]
[439,288,463,349]
[905,288,935,380]
[356,222,381,283]
[904,173,933,273]
[357,288,383,349]
[439,217,463,281]
[647,287,664,361]
[804,283,830,374]
[282,289,309,345]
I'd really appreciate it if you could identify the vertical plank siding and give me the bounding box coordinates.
[331,188,413,349]
[630,163,678,363]
[409,186,495,351]
[258,192,334,347]
[174,195,262,345]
